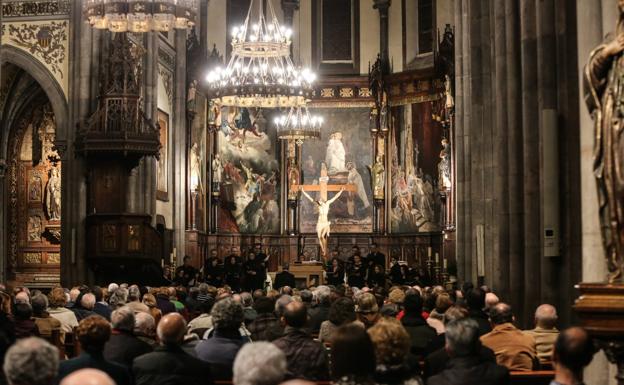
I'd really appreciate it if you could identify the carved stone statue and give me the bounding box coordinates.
[438,139,452,190]
[190,142,203,193]
[46,167,61,220]
[211,153,223,193]
[369,154,385,200]
[584,7,624,282]
[187,80,198,112]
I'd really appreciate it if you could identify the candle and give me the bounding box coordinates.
[428,247,432,257]
[435,252,439,263]
[443,258,447,269]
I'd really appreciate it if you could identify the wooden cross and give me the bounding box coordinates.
[292,167,356,201]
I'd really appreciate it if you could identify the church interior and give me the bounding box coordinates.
[0,1,624,385]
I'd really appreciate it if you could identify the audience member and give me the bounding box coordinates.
[29,294,61,341]
[195,297,248,380]
[274,264,296,290]
[368,317,423,385]
[401,291,437,358]
[248,296,282,341]
[308,286,332,333]
[273,301,329,381]
[154,288,176,315]
[91,287,112,320]
[103,306,152,367]
[141,293,162,325]
[47,288,79,335]
[426,318,509,385]
[318,297,361,344]
[331,324,376,385]
[60,369,115,385]
[233,342,287,385]
[240,292,257,325]
[58,316,131,385]
[355,292,381,329]
[427,293,452,335]
[485,292,499,311]
[551,327,596,385]
[132,313,212,385]
[14,292,30,305]
[2,337,58,385]
[108,288,128,310]
[67,288,80,308]
[13,303,39,338]
[524,304,560,363]
[73,293,97,322]
[466,288,491,336]
[0,294,15,368]
[187,299,215,336]
[480,303,537,371]
[134,311,158,348]
[125,285,149,314]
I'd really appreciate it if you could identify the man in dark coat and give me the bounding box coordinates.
[427,318,509,385]
[57,316,131,385]
[273,301,329,381]
[247,296,282,341]
[401,291,437,358]
[273,263,296,290]
[174,256,198,286]
[133,313,213,385]
[103,307,152,367]
[466,288,492,336]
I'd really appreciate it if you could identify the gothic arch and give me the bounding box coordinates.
[1,45,69,156]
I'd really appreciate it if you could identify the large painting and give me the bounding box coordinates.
[216,106,280,233]
[390,102,442,233]
[300,107,373,233]
[156,109,168,200]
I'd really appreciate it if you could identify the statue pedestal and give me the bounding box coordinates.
[574,283,624,385]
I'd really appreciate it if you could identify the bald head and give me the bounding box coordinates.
[60,369,115,385]
[489,302,513,325]
[15,291,30,305]
[485,292,499,310]
[157,313,186,345]
[282,300,307,328]
[535,304,558,329]
[553,327,595,374]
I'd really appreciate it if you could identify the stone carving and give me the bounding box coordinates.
[47,252,60,264]
[438,139,451,190]
[369,154,385,200]
[38,106,58,164]
[44,226,61,243]
[583,9,624,282]
[211,153,223,194]
[103,224,117,250]
[29,172,42,202]
[45,167,61,220]
[23,252,42,264]
[190,142,203,193]
[128,225,141,251]
[158,65,174,105]
[28,215,42,242]
[5,21,67,77]
[1,1,71,18]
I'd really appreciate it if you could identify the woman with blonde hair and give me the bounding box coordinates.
[141,293,162,326]
[368,317,423,385]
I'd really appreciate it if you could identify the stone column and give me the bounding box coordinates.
[173,29,188,262]
[373,0,391,63]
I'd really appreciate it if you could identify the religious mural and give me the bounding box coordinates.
[390,102,442,233]
[216,106,280,234]
[300,107,373,233]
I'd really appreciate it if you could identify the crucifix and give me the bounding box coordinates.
[292,164,357,259]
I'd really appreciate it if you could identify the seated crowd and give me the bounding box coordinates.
[0,270,598,385]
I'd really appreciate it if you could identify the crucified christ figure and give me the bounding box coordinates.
[301,187,345,259]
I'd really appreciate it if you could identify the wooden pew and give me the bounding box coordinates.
[509,370,555,385]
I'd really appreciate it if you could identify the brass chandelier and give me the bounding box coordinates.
[274,105,323,142]
[205,0,315,109]
[84,0,198,33]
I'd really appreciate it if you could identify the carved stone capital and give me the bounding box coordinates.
[373,0,391,12]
